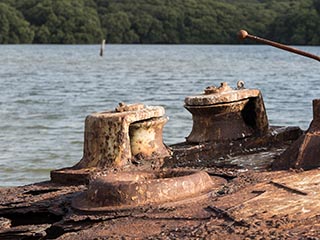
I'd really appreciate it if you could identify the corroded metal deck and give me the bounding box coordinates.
[1,143,320,239]
[0,171,319,239]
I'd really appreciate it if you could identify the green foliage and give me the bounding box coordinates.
[15,0,103,43]
[0,2,34,43]
[269,0,320,45]
[101,11,138,43]
[0,0,319,44]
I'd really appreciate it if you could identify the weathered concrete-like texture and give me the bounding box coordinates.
[129,116,169,162]
[185,82,269,143]
[273,99,320,170]
[51,103,170,184]
[77,103,169,168]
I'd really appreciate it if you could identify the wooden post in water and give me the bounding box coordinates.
[100,39,106,57]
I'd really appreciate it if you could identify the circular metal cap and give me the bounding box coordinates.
[185,83,260,106]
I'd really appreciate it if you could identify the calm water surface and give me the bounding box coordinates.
[0,45,319,186]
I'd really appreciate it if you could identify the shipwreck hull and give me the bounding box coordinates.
[2,82,320,239]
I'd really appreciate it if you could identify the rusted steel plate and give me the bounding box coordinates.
[213,169,320,221]
[273,99,320,170]
[168,126,302,169]
[1,168,319,239]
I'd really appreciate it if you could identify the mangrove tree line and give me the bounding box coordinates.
[0,0,319,45]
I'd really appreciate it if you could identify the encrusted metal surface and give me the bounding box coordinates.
[130,116,170,162]
[77,103,167,168]
[167,126,302,169]
[72,170,222,212]
[185,82,268,143]
[185,82,261,106]
[273,99,320,170]
[2,169,320,239]
[213,170,320,221]
[51,103,170,184]
[185,99,254,142]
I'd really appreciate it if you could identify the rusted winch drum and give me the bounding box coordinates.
[184,82,269,143]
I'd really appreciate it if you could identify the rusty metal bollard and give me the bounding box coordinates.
[75,103,170,168]
[273,99,320,170]
[184,82,269,143]
[51,103,170,184]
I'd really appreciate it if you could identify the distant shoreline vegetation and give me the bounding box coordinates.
[0,0,320,45]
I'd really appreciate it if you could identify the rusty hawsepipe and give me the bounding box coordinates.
[238,30,320,62]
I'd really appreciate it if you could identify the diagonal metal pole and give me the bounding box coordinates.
[238,30,320,62]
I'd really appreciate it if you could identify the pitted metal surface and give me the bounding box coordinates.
[72,170,223,212]
[130,116,169,162]
[184,82,268,143]
[76,104,167,168]
[51,103,170,184]
[273,99,320,170]
[185,82,261,106]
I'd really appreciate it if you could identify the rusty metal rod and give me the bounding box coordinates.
[238,30,320,62]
